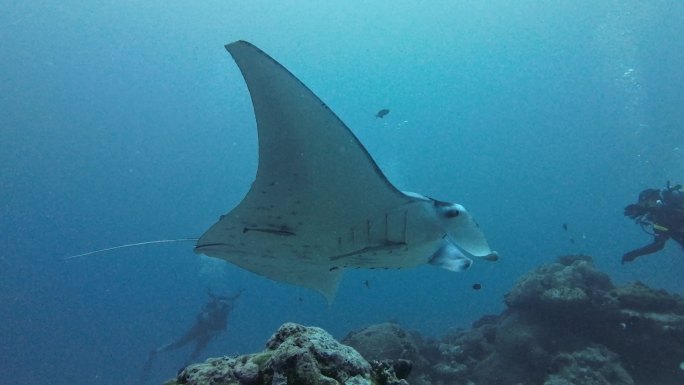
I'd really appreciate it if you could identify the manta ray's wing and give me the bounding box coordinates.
[195,41,413,302]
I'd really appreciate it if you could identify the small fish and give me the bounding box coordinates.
[375,109,390,119]
[472,283,482,290]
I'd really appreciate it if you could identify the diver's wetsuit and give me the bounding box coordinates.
[623,200,684,263]
[138,290,242,385]
[154,296,232,361]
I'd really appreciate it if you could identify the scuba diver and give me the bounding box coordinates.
[138,289,244,384]
[622,182,684,264]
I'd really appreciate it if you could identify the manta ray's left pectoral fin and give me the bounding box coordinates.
[428,239,473,272]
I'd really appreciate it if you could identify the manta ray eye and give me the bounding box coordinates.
[443,208,460,218]
[433,200,460,218]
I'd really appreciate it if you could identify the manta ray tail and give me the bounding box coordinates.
[61,238,199,260]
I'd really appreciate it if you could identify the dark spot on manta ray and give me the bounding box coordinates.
[375,108,390,118]
[562,223,568,231]
[472,283,482,290]
[329,266,339,271]
[243,227,296,236]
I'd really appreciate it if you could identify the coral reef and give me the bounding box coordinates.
[167,322,409,385]
[342,323,427,369]
[166,256,684,385]
[344,256,684,385]
[342,323,430,385]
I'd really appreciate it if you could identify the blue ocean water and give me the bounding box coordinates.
[2,1,683,384]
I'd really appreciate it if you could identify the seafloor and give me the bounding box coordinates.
[163,256,684,385]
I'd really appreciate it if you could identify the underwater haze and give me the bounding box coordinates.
[2,1,684,384]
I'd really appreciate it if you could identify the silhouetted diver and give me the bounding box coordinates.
[138,289,243,384]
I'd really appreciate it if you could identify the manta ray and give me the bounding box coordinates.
[67,41,497,303]
[193,41,498,302]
